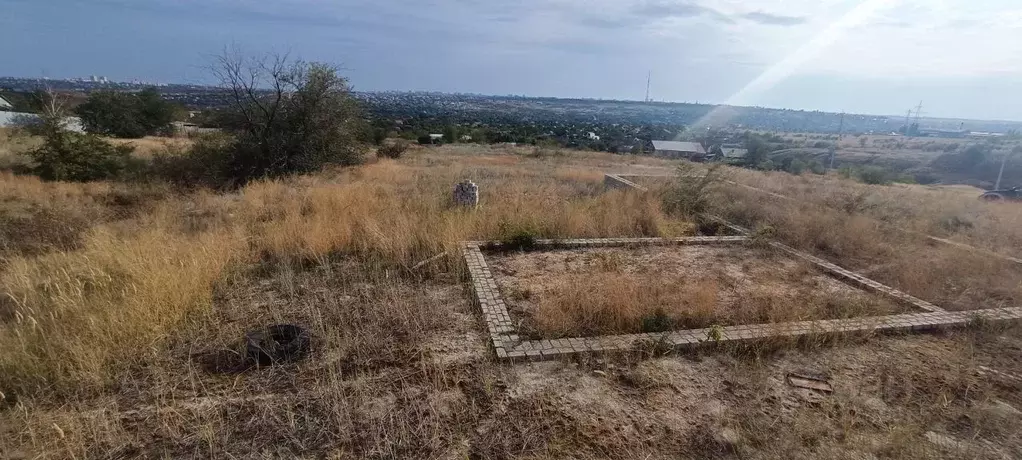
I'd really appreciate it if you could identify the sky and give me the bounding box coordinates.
[3,0,1022,120]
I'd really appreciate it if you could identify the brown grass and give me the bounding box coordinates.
[492,246,905,338]
[722,166,1022,255]
[106,136,193,159]
[699,170,1022,311]
[0,127,41,167]
[0,147,685,399]
[3,144,1022,458]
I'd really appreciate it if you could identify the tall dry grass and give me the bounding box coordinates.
[724,166,1022,256]
[0,172,172,259]
[6,145,1022,459]
[106,136,192,159]
[0,223,244,395]
[241,158,682,268]
[0,148,689,398]
[0,127,40,170]
[704,171,1022,311]
[516,248,903,338]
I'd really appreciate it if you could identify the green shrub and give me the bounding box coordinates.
[641,309,674,333]
[784,159,807,175]
[149,132,236,188]
[75,88,177,138]
[497,220,540,250]
[28,130,134,182]
[909,168,940,184]
[377,140,410,159]
[211,55,365,186]
[857,166,892,185]
[662,163,722,217]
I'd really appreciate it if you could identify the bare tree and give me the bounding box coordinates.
[11,88,73,135]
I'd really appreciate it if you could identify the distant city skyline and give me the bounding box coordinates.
[4,73,1021,125]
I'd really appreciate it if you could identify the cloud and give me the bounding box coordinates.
[740,11,807,26]
[633,1,734,23]
[7,0,1022,119]
[569,1,817,31]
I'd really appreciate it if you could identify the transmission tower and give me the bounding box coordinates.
[913,101,924,125]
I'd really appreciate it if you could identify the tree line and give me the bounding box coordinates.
[16,51,367,187]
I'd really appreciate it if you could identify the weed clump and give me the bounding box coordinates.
[662,163,722,217]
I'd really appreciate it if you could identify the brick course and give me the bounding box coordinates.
[463,214,1022,363]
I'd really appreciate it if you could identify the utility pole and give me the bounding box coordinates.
[903,110,912,135]
[995,150,1016,190]
[837,112,845,138]
[645,71,651,103]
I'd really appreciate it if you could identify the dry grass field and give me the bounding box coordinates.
[704,167,1022,313]
[1,142,1022,459]
[491,245,905,338]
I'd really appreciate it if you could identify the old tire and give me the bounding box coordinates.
[246,324,310,365]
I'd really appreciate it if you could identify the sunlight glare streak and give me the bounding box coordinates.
[689,0,899,131]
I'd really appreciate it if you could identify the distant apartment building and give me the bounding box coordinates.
[651,140,706,159]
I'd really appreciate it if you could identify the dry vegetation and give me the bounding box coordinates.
[491,246,905,338]
[1,140,1021,459]
[698,167,1022,312]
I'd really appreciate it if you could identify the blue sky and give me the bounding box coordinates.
[3,0,1022,120]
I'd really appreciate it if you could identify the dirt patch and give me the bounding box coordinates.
[489,245,908,338]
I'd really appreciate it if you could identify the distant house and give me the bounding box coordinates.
[918,128,967,138]
[171,121,220,136]
[0,95,12,111]
[719,147,748,162]
[969,131,1006,139]
[429,134,444,141]
[651,140,706,159]
[587,131,600,141]
[0,111,85,132]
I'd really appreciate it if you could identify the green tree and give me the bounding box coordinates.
[857,166,891,185]
[136,88,177,135]
[75,88,176,138]
[443,125,458,144]
[744,133,770,167]
[28,92,134,181]
[208,51,366,186]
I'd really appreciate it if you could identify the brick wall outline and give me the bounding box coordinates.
[463,229,1021,363]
